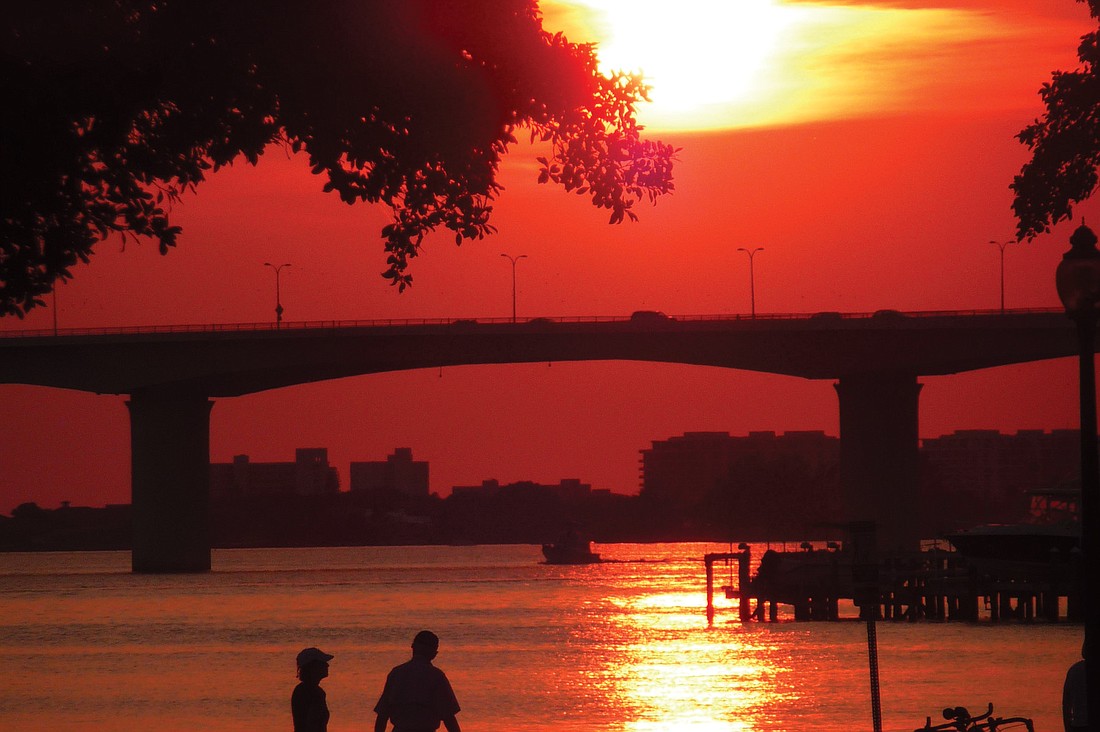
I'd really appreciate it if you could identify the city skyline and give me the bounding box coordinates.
[1,0,1096,516]
[6,425,1080,515]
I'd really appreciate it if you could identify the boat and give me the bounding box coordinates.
[944,522,1079,563]
[541,528,601,564]
[943,487,1080,563]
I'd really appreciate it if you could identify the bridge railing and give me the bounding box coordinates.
[0,307,1065,339]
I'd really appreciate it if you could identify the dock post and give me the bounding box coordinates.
[1002,593,1014,620]
[1043,590,1060,622]
[705,554,715,625]
[966,568,980,621]
[1068,550,1083,621]
[738,549,752,623]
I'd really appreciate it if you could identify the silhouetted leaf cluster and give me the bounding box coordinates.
[1,0,676,317]
[1013,0,1100,239]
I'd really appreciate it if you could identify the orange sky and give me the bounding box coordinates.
[2,0,1098,513]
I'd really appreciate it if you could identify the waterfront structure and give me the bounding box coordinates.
[210,448,339,500]
[451,477,606,500]
[705,541,1074,626]
[349,447,429,498]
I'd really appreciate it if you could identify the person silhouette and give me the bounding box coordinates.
[374,630,462,732]
[293,647,333,732]
[1064,640,1088,731]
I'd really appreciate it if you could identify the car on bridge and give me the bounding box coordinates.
[630,310,673,323]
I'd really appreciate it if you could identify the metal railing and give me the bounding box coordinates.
[0,307,1065,339]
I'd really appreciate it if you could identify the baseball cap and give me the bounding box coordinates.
[296,647,334,668]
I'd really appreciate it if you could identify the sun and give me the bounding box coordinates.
[544,0,809,130]
[542,0,1004,132]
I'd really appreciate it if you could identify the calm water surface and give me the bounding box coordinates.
[0,543,1078,731]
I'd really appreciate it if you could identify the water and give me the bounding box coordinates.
[0,543,1078,731]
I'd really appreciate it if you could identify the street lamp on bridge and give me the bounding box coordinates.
[989,239,1016,313]
[737,247,764,319]
[263,262,291,328]
[1055,222,1100,724]
[501,253,527,323]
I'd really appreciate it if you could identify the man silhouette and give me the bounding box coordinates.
[374,630,462,732]
[1063,641,1088,731]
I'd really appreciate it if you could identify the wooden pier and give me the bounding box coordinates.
[705,543,1081,624]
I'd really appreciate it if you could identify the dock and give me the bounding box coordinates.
[704,543,1080,624]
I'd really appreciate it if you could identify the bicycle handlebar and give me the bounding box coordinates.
[915,703,1033,732]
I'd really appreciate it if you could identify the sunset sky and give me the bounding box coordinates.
[2,0,1099,514]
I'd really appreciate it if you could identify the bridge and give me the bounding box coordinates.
[0,308,1086,571]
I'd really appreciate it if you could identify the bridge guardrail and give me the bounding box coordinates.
[0,307,1066,339]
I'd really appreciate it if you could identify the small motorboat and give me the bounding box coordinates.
[542,528,601,564]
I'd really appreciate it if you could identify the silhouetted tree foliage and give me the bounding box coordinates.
[1,0,676,317]
[1013,0,1100,238]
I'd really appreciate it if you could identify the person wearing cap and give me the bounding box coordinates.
[293,647,333,732]
[373,630,462,732]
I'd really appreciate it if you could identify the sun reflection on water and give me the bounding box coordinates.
[595,567,794,730]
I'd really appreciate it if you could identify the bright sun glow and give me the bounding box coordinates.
[549,0,806,130]
[584,0,798,113]
[543,0,1003,131]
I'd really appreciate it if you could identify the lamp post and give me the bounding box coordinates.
[1056,222,1100,723]
[264,262,291,328]
[500,253,527,323]
[989,239,1016,312]
[737,247,764,318]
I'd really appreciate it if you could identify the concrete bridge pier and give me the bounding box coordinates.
[835,373,923,551]
[127,388,214,572]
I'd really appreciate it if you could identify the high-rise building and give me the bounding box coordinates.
[210,448,339,499]
[349,447,429,498]
[920,429,1080,524]
[640,431,840,506]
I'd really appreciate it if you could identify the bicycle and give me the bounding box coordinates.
[915,703,1035,732]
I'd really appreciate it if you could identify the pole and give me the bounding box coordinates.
[749,255,756,319]
[1056,223,1100,725]
[867,618,883,732]
[1075,312,1100,722]
[705,555,715,626]
[737,247,763,319]
[264,262,291,328]
[500,254,527,323]
[989,240,1013,313]
[1000,246,1006,313]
